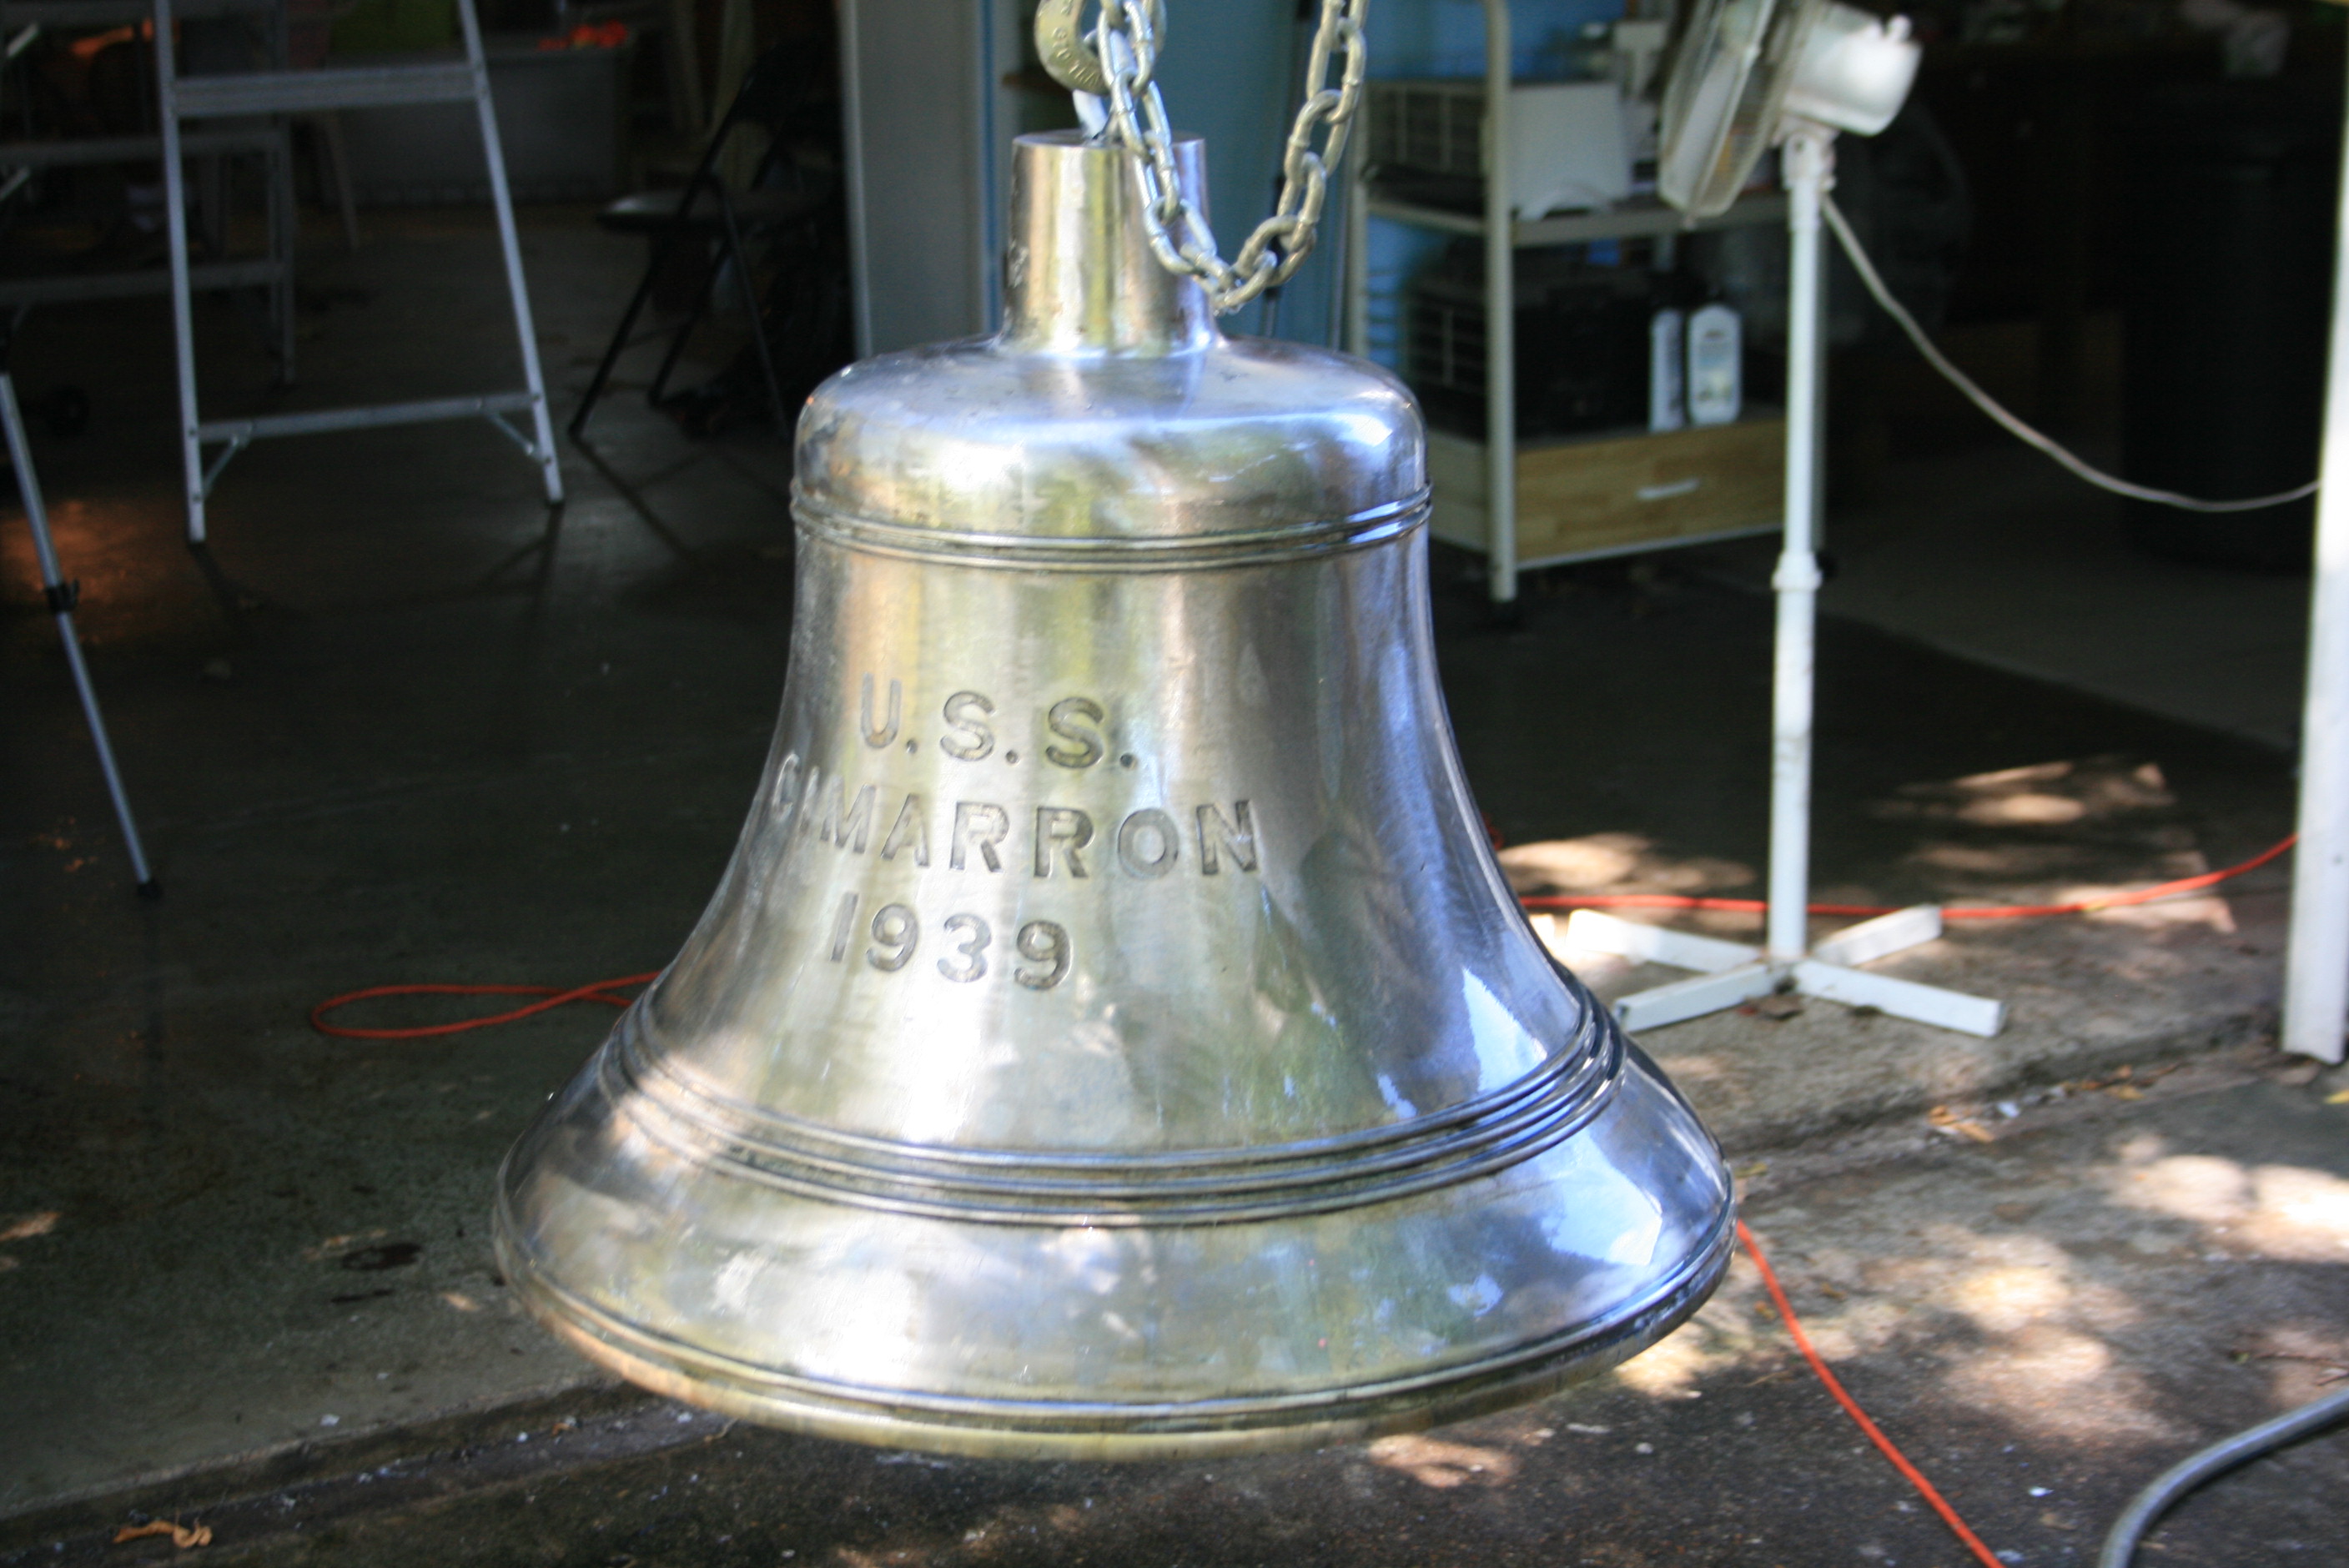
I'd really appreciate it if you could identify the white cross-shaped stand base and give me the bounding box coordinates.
[1549,906,2004,1038]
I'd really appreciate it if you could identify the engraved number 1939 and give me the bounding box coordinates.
[827,894,1069,990]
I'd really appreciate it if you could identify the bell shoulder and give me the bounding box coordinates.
[791,333,1427,543]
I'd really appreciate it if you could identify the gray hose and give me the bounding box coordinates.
[2099,1383,2349,1567]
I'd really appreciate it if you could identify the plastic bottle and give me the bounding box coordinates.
[1687,301,1742,425]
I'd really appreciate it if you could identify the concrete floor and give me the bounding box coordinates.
[5,1061,2346,1567]
[0,209,2331,1562]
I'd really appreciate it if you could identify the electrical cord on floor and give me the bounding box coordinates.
[311,972,657,1039]
[1740,1220,2008,1567]
[1821,192,2319,515]
[2098,1382,2349,1567]
[1753,1209,2349,1568]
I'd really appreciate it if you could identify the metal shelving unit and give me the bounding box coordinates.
[1340,0,1788,603]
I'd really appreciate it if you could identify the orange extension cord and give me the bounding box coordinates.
[305,841,2297,1564]
[311,974,660,1040]
[1738,1220,2006,1568]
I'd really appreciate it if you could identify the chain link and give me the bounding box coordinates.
[1073,0,1368,317]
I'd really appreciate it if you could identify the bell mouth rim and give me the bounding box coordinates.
[489,1200,1735,1460]
[608,962,1626,1228]
[788,490,1431,572]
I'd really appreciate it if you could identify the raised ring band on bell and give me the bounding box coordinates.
[596,988,1623,1226]
[789,492,1432,572]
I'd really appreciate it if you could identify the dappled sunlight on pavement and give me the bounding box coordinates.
[13,1069,2346,1567]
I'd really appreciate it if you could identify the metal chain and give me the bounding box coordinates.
[1047,0,1367,316]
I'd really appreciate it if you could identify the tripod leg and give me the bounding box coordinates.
[3,374,158,897]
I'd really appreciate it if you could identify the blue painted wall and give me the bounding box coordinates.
[1148,0,1335,343]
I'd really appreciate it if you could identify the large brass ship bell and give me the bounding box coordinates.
[494,130,1734,1459]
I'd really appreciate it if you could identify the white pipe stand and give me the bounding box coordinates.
[2281,52,2349,1064]
[1565,125,2003,1040]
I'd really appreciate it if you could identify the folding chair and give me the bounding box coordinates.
[570,43,835,439]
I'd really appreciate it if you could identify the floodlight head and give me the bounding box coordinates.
[1658,0,1920,219]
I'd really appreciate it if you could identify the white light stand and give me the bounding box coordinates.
[1564,124,2002,1040]
[5,370,158,898]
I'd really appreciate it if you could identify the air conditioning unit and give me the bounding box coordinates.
[1366,79,1631,217]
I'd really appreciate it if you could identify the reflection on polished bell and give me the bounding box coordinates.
[494,130,1733,1459]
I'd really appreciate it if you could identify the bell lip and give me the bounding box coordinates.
[487,1199,1735,1462]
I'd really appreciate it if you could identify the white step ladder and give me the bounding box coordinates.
[154,0,564,541]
